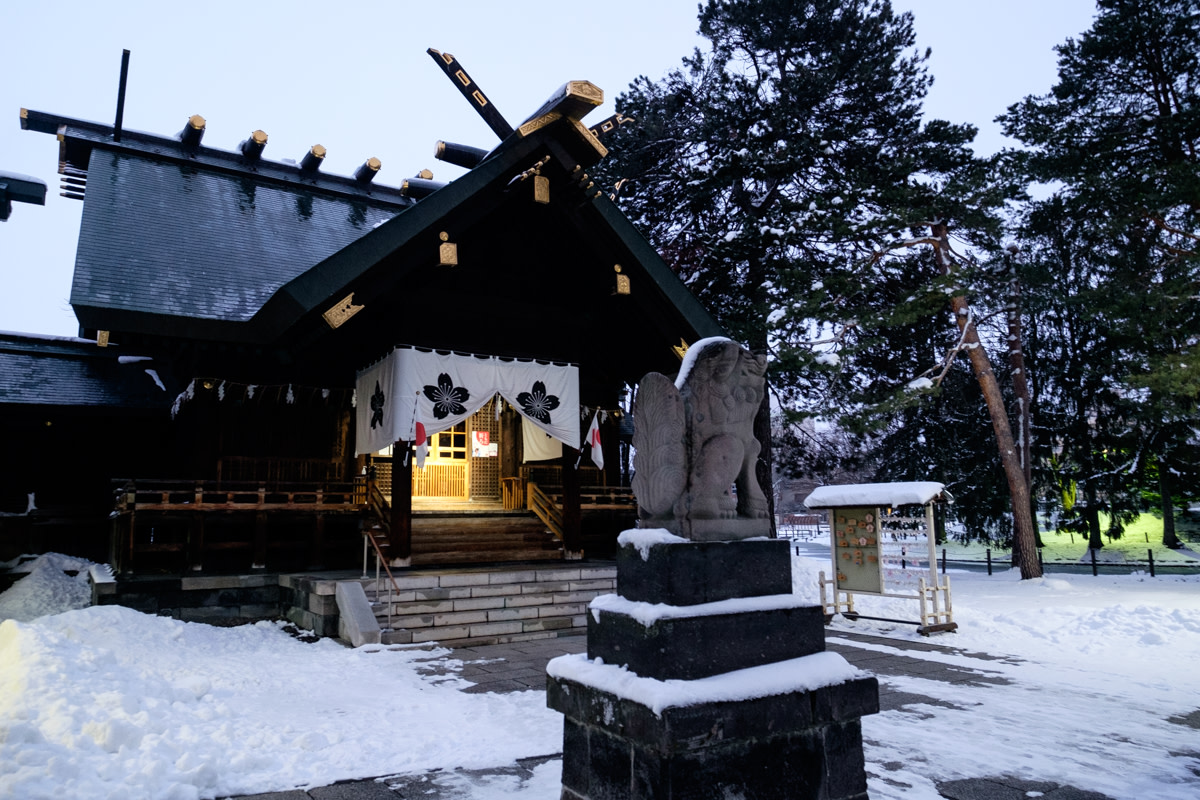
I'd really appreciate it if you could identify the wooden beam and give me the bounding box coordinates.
[390,440,413,565]
[426,49,514,141]
[560,447,583,559]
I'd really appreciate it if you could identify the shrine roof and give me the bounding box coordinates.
[0,331,170,410]
[21,109,412,332]
[20,93,725,389]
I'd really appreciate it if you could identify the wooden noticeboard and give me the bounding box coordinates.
[831,506,883,594]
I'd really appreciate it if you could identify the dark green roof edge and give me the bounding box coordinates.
[250,131,550,339]
[20,109,416,209]
[585,194,725,341]
[257,119,725,343]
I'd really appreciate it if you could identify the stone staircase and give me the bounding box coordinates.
[365,563,617,647]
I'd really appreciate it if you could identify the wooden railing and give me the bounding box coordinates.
[365,479,390,536]
[526,481,564,541]
[520,464,605,487]
[217,457,345,484]
[113,479,364,512]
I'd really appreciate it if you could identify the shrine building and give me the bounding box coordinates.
[1,72,724,577]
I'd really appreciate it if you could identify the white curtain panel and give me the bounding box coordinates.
[357,347,579,455]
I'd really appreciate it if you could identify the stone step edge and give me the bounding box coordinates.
[377,614,587,645]
[380,628,586,648]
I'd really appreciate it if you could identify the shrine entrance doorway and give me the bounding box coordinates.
[414,421,469,499]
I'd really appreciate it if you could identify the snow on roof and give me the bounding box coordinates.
[803,481,949,509]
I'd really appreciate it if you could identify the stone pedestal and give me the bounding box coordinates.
[547,537,878,800]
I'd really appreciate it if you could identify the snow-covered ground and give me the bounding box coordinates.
[1,551,1198,800]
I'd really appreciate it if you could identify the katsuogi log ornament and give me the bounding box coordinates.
[632,337,770,540]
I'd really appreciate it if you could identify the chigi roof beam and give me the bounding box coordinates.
[427,49,514,141]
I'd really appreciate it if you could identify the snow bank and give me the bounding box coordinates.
[0,606,561,800]
[0,553,96,623]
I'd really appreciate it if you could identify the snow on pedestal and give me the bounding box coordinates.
[546,533,879,800]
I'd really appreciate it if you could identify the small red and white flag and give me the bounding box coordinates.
[584,412,604,471]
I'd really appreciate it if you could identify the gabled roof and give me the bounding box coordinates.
[21,109,412,338]
[23,85,724,394]
[0,331,171,411]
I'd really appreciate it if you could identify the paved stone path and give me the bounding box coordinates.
[226,630,1118,800]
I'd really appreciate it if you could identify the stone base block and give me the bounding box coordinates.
[549,675,877,800]
[589,601,826,680]
[617,539,792,606]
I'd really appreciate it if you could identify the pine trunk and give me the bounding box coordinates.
[1161,466,1181,549]
[1005,256,1044,551]
[933,225,1042,579]
[1085,504,1104,551]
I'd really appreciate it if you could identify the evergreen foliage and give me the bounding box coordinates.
[1001,0,1200,547]
[597,0,1200,556]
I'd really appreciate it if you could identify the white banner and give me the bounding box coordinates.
[522,415,564,462]
[356,347,579,455]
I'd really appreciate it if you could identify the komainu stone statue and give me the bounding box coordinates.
[632,337,770,540]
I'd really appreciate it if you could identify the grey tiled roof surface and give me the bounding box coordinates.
[70,150,402,322]
[0,332,170,409]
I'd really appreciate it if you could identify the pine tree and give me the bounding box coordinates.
[1001,0,1200,547]
[599,0,1044,576]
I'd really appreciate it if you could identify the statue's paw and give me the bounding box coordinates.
[741,499,770,519]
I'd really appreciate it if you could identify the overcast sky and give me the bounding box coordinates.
[0,0,1097,338]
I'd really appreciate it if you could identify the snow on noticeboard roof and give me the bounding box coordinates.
[803,481,950,509]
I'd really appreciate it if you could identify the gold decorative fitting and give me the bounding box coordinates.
[533,174,550,204]
[614,264,630,295]
[568,118,608,158]
[322,292,365,329]
[517,111,563,138]
[454,69,470,86]
[97,330,110,348]
[417,168,433,180]
[672,338,690,361]
[438,232,458,266]
[472,90,488,107]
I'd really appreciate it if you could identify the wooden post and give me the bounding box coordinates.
[310,515,326,570]
[253,510,268,570]
[561,447,583,559]
[187,512,204,573]
[390,440,413,566]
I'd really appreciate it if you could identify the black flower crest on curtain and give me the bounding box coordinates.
[369,381,386,429]
[423,373,470,419]
[517,381,560,424]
